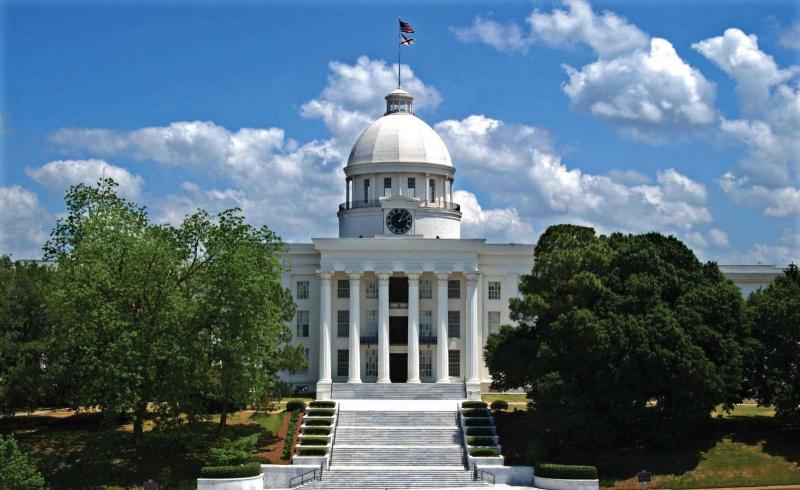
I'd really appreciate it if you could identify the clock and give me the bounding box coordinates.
[386,208,413,234]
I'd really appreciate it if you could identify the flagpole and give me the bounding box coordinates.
[397,17,401,89]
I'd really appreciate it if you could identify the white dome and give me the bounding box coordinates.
[347,113,453,166]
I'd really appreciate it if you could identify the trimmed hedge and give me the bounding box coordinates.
[465,427,494,436]
[281,411,301,460]
[285,399,307,412]
[463,418,492,426]
[304,418,333,426]
[200,462,262,478]
[469,447,498,457]
[462,408,490,417]
[309,401,336,408]
[467,436,496,447]
[303,427,331,436]
[462,401,488,409]
[490,400,508,411]
[299,437,329,446]
[306,408,335,417]
[535,464,598,480]
[296,447,328,456]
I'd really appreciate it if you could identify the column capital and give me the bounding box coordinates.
[377,272,392,282]
[435,272,451,281]
[406,272,421,282]
[347,271,362,282]
[318,272,333,281]
[466,272,480,285]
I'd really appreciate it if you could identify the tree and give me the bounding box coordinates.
[179,209,301,435]
[0,435,45,489]
[485,224,747,450]
[746,263,800,418]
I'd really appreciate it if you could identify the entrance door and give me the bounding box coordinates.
[389,316,408,345]
[390,353,408,383]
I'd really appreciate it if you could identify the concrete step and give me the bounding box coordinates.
[312,469,486,488]
[336,411,457,427]
[331,383,466,400]
[331,446,464,466]
[335,427,461,445]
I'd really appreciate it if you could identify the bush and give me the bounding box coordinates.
[464,418,492,426]
[208,434,259,466]
[304,418,333,426]
[200,462,262,478]
[462,401,488,409]
[462,409,490,417]
[467,436,496,446]
[0,435,45,489]
[285,399,307,412]
[469,447,498,457]
[490,400,509,411]
[465,427,494,436]
[296,447,328,456]
[309,401,335,408]
[299,437,329,446]
[306,409,335,417]
[303,427,331,436]
[535,464,598,480]
[281,411,301,461]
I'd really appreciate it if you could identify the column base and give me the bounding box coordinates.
[316,381,332,401]
[377,378,391,384]
[406,378,421,383]
[436,378,451,384]
[347,378,362,384]
[465,380,481,401]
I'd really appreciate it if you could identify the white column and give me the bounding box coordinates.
[424,174,430,204]
[436,273,450,383]
[466,273,480,383]
[348,273,362,383]
[370,173,376,201]
[377,273,391,383]
[318,273,332,383]
[345,178,350,209]
[407,273,421,383]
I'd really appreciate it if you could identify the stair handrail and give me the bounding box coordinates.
[472,463,496,485]
[289,467,319,488]
[329,401,340,468]
[457,401,470,470]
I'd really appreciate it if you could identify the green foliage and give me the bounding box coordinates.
[295,447,328,456]
[468,436,497,446]
[464,418,492,426]
[309,401,335,408]
[208,434,259,466]
[463,409,490,417]
[286,400,307,412]
[298,437,329,446]
[466,427,495,436]
[535,464,598,480]
[462,401,488,409]
[281,411,300,460]
[302,427,331,435]
[199,462,262,479]
[745,264,800,418]
[0,435,45,489]
[469,447,498,457]
[306,409,335,417]
[304,418,333,426]
[485,225,748,449]
[490,400,509,411]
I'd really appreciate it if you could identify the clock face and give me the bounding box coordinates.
[386,208,413,234]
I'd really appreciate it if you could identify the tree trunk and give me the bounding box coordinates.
[218,402,228,437]
[133,401,148,444]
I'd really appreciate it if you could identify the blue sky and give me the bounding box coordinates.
[1,0,798,265]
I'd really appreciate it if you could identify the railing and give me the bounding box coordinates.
[330,403,340,467]
[458,402,470,470]
[419,334,437,345]
[359,334,378,345]
[289,466,321,488]
[473,464,496,484]
[338,199,461,212]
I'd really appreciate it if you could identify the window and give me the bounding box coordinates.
[419,279,432,299]
[364,310,378,338]
[420,350,432,378]
[296,311,309,338]
[448,280,460,299]
[488,311,501,335]
[448,311,460,338]
[337,279,350,298]
[420,310,433,339]
[365,280,378,298]
[299,348,309,374]
[337,349,348,377]
[407,177,416,197]
[488,281,502,300]
[296,281,309,300]
[365,349,378,377]
[384,177,392,197]
[363,179,370,202]
[448,349,460,377]
[337,310,349,337]
[429,179,436,202]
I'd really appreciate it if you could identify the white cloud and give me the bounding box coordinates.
[780,21,800,50]
[718,172,800,217]
[455,190,533,241]
[26,159,144,199]
[709,228,730,247]
[451,16,529,53]
[0,185,50,259]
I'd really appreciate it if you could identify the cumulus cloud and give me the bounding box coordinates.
[718,172,800,217]
[451,16,529,53]
[709,228,730,247]
[780,21,800,50]
[26,159,144,199]
[0,185,50,259]
[455,190,534,241]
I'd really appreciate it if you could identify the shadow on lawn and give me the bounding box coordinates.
[2,411,279,490]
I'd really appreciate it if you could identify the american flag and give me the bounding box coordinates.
[399,20,414,33]
[400,34,414,46]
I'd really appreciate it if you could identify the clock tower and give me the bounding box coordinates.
[337,89,462,239]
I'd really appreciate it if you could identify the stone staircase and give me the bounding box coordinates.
[330,382,466,399]
[314,469,483,488]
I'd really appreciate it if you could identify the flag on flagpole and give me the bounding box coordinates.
[399,19,414,33]
[400,34,414,46]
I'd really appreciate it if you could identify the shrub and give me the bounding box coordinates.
[281,411,301,461]
[303,427,331,436]
[465,427,494,436]
[305,409,335,417]
[285,399,307,412]
[200,462,262,478]
[467,436,496,446]
[208,433,259,466]
[309,401,335,408]
[469,447,498,457]
[304,418,333,426]
[0,435,45,489]
[296,447,328,456]
[462,401,488,409]
[463,408,490,417]
[464,418,492,426]
[490,400,509,411]
[299,437,329,446]
[535,464,598,480]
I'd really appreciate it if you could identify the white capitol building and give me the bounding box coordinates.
[278,88,783,403]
